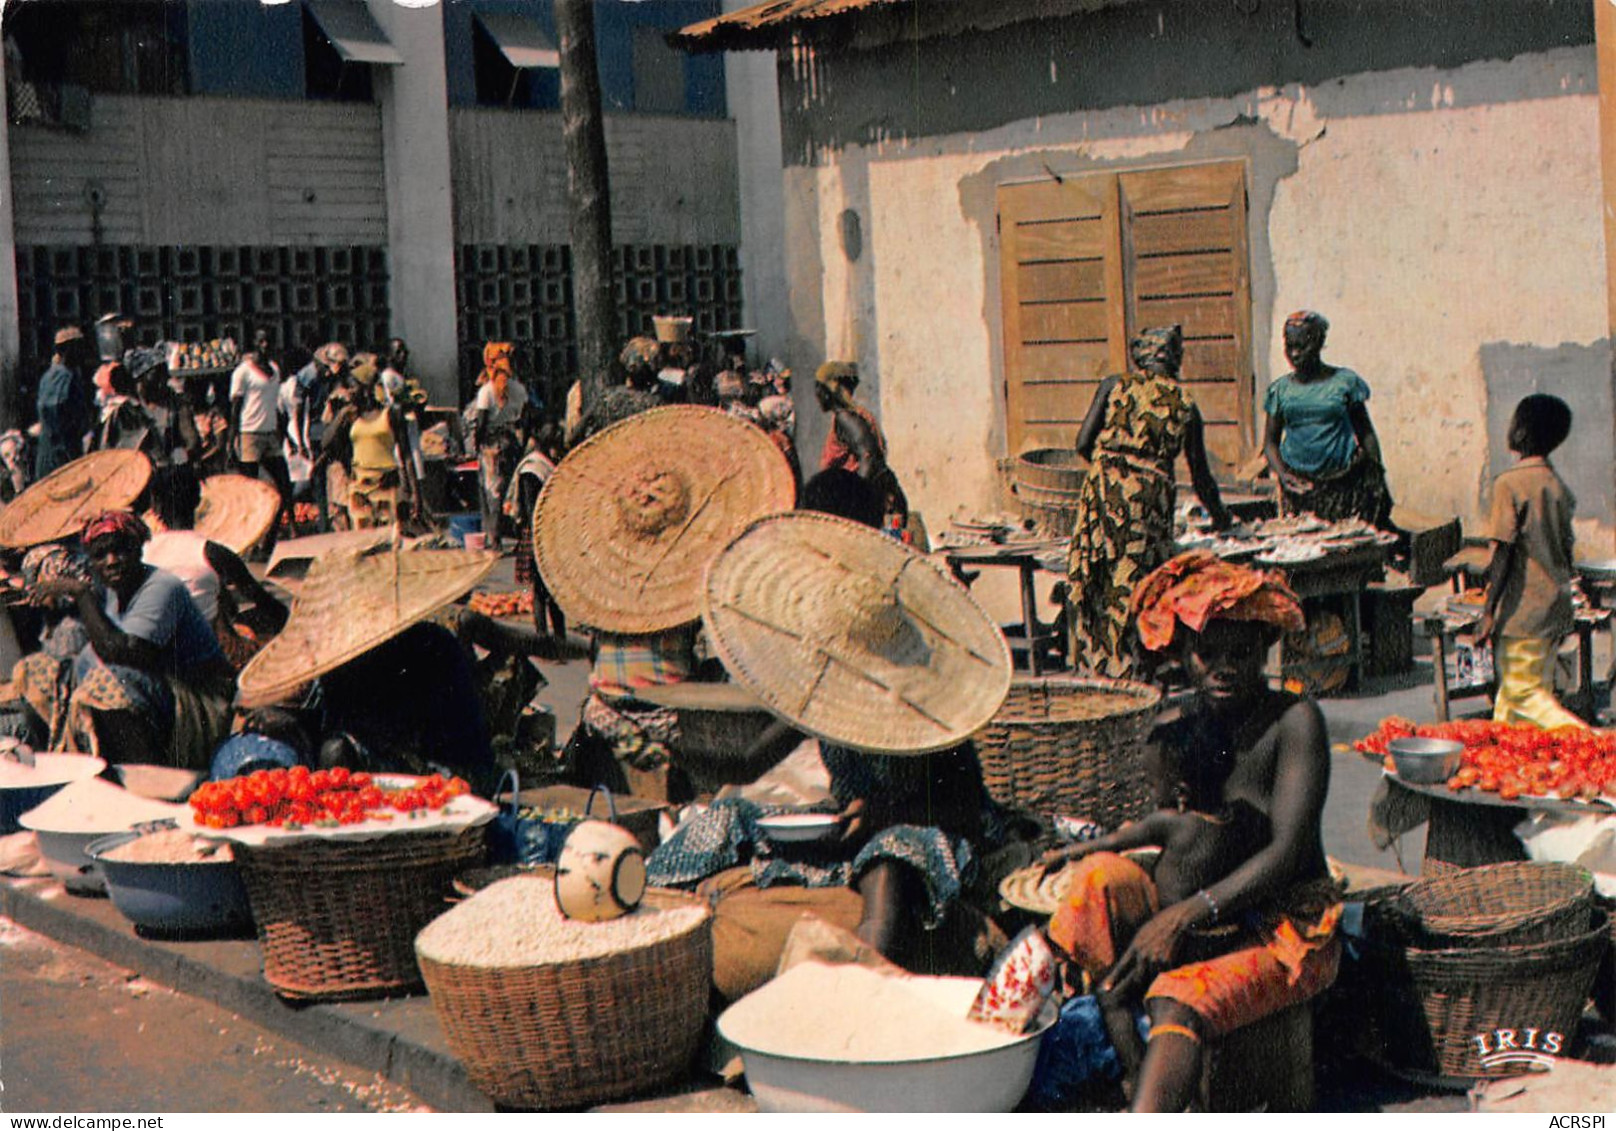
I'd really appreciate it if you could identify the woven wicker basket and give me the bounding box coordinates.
[1382,861,1595,949]
[1361,911,1607,1080]
[234,825,488,1001]
[417,888,713,1110]
[973,676,1161,827]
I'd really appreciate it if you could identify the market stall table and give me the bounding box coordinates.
[1420,599,1610,723]
[938,543,1065,675]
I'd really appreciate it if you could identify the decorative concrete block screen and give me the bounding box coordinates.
[15,243,392,369]
[454,242,744,412]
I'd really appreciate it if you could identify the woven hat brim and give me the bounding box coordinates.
[702,512,1013,756]
[533,405,795,634]
[236,544,497,708]
[195,474,280,554]
[0,451,152,549]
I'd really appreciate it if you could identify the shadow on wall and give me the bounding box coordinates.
[1481,338,1614,526]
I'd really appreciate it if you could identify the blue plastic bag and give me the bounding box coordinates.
[1024,994,1147,1111]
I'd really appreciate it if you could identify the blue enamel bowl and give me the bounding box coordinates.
[86,831,253,936]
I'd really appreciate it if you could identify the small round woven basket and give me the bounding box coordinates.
[1380,860,1595,949]
[973,675,1161,827]
[1359,910,1608,1080]
[417,887,713,1110]
[233,825,488,1001]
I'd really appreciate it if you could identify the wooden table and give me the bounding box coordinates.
[1382,770,1613,871]
[940,544,1064,675]
[1420,604,1610,723]
[1269,542,1389,691]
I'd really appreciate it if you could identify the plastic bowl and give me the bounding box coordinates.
[721,976,1056,1113]
[86,831,253,936]
[1388,737,1465,785]
[756,813,842,845]
[0,754,107,834]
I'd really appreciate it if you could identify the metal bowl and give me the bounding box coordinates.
[87,831,252,935]
[1388,737,1465,785]
[756,813,842,844]
[1577,560,1616,582]
[0,754,106,834]
[720,976,1057,1113]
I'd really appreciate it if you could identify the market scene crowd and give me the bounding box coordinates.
[1,2,1613,1121]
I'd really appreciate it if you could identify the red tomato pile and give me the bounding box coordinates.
[1355,717,1616,802]
[189,766,472,830]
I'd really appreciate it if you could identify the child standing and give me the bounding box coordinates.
[1478,394,1585,730]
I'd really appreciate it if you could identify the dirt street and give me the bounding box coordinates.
[0,916,431,1114]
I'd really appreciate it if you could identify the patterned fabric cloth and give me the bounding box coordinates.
[1277,447,1393,526]
[819,400,884,475]
[1132,550,1305,653]
[646,741,1006,928]
[580,692,682,772]
[346,465,400,529]
[588,630,697,701]
[1066,371,1194,678]
[1047,852,1343,1038]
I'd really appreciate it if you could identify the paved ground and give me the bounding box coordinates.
[0,917,431,1114]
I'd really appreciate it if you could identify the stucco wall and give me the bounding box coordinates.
[777,45,1611,547]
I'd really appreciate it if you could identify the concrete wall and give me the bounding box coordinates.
[8,95,387,246]
[448,108,740,245]
[764,20,1611,546]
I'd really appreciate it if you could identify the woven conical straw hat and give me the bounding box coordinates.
[702,513,1013,755]
[533,405,795,634]
[195,474,280,554]
[236,543,497,708]
[0,450,152,549]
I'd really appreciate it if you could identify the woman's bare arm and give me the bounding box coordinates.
[1073,376,1118,461]
[1182,406,1232,529]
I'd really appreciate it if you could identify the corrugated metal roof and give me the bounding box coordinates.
[671,0,1137,53]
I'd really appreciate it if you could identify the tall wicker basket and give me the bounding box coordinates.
[417,888,713,1110]
[234,825,488,1001]
[973,676,1161,828]
[1359,911,1607,1080]
[1379,861,1595,949]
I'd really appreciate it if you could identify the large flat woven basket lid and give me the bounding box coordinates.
[0,450,152,549]
[237,542,497,708]
[195,473,280,554]
[702,512,1013,755]
[532,405,795,634]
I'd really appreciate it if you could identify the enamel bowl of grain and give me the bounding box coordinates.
[0,752,105,834]
[18,776,188,894]
[87,828,252,936]
[717,960,1058,1112]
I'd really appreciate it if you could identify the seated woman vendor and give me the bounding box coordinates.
[1044,550,1341,1113]
[40,511,235,767]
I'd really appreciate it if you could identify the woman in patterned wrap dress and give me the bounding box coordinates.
[1067,325,1231,679]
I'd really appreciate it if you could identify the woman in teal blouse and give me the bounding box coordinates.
[1262,311,1395,527]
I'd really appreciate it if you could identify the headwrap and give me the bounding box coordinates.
[1283,310,1329,343]
[21,545,92,608]
[618,336,660,376]
[314,342,350,370]
[1132,550,1304,653]
[814,361,859,392]
[478,341,515,387]
[349,352,380,387]
[53,326,84,346]
[1129,325,1183,375]
[80,510,150,549]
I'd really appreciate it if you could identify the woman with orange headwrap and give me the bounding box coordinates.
[466,342,531,549]
[1041,551,1341,1112]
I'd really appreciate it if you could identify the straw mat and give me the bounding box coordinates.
[532,406,794,634]
[702,513,1012,755]
[195,474,280,554]
[0,450,152,549]
[236,543,496,708]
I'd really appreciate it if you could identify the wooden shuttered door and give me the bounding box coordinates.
[999,161,1253,469]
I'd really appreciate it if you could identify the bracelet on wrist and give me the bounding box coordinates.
[1197,888,1220,925]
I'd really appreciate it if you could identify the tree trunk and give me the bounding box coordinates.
[555,0,616,410]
